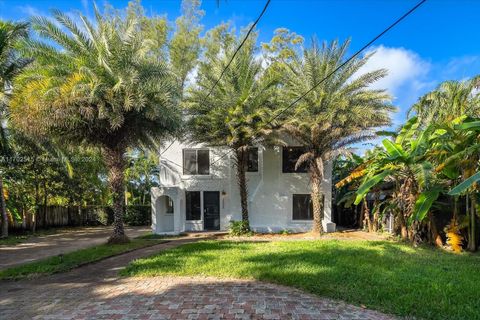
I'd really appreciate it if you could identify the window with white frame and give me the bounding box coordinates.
[183,149,210,175]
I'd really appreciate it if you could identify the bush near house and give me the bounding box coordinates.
[228,220,252,236]
[124,206,151,226]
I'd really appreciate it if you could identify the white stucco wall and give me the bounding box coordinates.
[152,140,335,234]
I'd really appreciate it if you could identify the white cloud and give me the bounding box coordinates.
[184,65,199,89]
[356,46,431,97]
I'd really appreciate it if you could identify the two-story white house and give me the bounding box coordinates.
[151,141,335,234]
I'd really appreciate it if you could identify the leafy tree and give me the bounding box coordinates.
[270,34,394,234]
[10,7,181,243]
[169,0,204,91]
[409,78,480,127]
[125,149,159,205]
[0,21,29,238]
[185,25,280,228]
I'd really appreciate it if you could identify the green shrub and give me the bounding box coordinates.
[95,206,114,225]
[229,220,251,236]
[124,205,151,226]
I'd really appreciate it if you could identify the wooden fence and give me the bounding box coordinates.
[8,206,113,232]
[7,205,151,232]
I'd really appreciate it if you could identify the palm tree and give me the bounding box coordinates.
[10,8,181,243]
[279,38,394,234]
[0,21,29,238]
[185,25,279,229]
[409,78,480,126]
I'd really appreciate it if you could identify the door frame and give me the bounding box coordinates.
[202,191,220,231]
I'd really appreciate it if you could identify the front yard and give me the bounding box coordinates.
[0,238,165,280]
[123,240,480,320]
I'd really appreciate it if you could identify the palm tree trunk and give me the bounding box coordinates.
[235,147,249,228]
[398,213,408,240]
[362,198,372,232]
[104,146,129,244]
[372,194,379,232]
[310,173,324,235]
[468,193,477,252]
[0,175,8,238]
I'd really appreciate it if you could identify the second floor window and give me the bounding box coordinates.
[183,149,210,175]
[282,146,308,173]
[246,147,258,172]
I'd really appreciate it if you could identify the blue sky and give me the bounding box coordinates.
[1,0,479,149]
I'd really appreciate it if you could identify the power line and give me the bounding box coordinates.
[159,0,271,158]
[204,0,271,101]
[162,0,427,174]
[207,0,427,168]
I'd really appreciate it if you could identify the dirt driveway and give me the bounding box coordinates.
[0,226,150,270]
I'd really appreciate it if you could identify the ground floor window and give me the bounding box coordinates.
[186,191,201,220]
[292,194,315,220]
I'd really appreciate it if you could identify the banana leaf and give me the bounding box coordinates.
[382,139,406,159]
[455,121,480,130]
[448,172,480,196]
[441,165,460,180]
[395,116,418,145]
[411,189,440,222]
[354,170,391,205]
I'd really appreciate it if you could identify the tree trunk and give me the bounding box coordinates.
[235,147,250,228]
[33,180,39,233]
[357,204,363,229]
[103,146,129,244]
[310,173,324,235]
[428,211,443,247]
[363,198,372,232]
[42,180,47,228]
[398,213,408,240]
[0,176,8,238]
[372,194,379,232]
[468,193,477,252]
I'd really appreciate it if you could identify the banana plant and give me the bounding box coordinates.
[339,117,444,240]
[434,117,480,251]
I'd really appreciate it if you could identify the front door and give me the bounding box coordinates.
[203,191,220,230]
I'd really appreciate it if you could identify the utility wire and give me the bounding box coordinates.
[207,0,427,168]
[159,0,271,158]
[162,0,427,174]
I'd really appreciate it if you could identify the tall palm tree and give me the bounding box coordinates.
[185,25,279,229]
[10,8,180,243]
[279,38,394,234]
[0,21,29,238]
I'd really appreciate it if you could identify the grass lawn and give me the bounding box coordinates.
[122,240,480,320]
[0,238,165,280]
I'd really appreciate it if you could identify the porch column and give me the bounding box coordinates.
[172,189,183,233]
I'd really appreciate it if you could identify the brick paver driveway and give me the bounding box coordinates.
[0,226,150,270]
[0,237,396,320]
